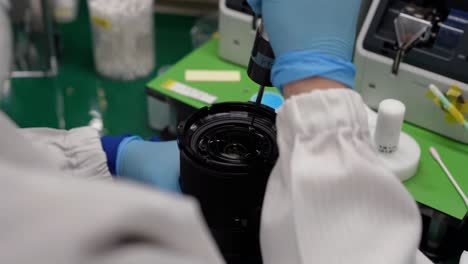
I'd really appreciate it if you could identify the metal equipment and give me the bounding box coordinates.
[355,0,468,143]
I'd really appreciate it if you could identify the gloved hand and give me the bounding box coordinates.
[248,0,362,90]
[101,136,181,193]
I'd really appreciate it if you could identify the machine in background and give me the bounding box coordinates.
[218,0,256,67]
[355,0,468,143]
[10,0,59,78]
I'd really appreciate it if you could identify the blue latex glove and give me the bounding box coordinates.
[248,0,362,90]
[102,136,181,193]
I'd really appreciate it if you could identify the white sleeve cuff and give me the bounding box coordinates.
[21,127,112,181]
[277,89,371,143]
[261,88,422,264]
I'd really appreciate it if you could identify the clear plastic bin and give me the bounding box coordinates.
[52,0,79,23]
[87,0,155,81]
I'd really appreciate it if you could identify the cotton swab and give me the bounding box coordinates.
[430,147,468,208]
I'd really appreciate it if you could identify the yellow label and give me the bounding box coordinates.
[447,85,462,98]
[446,105,466,124]
[162,80,176,90]
[427,85,468,125]
[92,16,112,29]
[460,104,468,113]
[448,85,468,114]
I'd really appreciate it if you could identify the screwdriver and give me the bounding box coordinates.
[250,85,266,126]
[247,21,275,127]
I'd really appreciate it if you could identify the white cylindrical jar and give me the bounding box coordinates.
[88,0,155,80]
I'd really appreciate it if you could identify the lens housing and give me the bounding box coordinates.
[178,102,278,264]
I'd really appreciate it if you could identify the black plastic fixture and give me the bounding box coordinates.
[247,24,275,88]
[178,102,278,264]
[419,203,468,262]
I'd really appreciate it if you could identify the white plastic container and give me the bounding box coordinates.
[87,0,155,80]
[52,0,79,23]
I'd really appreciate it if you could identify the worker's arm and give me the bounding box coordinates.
[261,86,426,264]
[20,127,112,180]
[0,113,224,264]
[283,77,347,97]
[0,2,112,181]
[0,12,215,257]
[249,0,430,263]
[19,127,182,191]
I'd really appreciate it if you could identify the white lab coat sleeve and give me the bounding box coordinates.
[260,89,426,264]
[20,127,112,181]
[0,164,225,264]
[0,112,225,264]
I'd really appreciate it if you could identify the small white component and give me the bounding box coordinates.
[185,70,241,82]
[374,99,406,153]
[369,99,421,181]
[162,80,217,104]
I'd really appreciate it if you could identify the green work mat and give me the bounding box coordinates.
[147,38,468,220]
[147,37,279,108]
[404,125,468,220]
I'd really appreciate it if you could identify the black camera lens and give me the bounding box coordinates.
[178,102,278,264]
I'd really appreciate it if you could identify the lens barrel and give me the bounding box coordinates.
[178,102,278,264]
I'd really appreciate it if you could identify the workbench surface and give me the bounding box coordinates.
[148,38,468,221]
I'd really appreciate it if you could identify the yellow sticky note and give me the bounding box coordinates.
[92,16,112,29]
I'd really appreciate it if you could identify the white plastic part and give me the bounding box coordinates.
[374,99,406,153]
[368,100,421,182]
[87,0,155,80]
[377,132,421,181]
[460,251,468,264]
[147,96,177,131]
[218,0,257,67]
